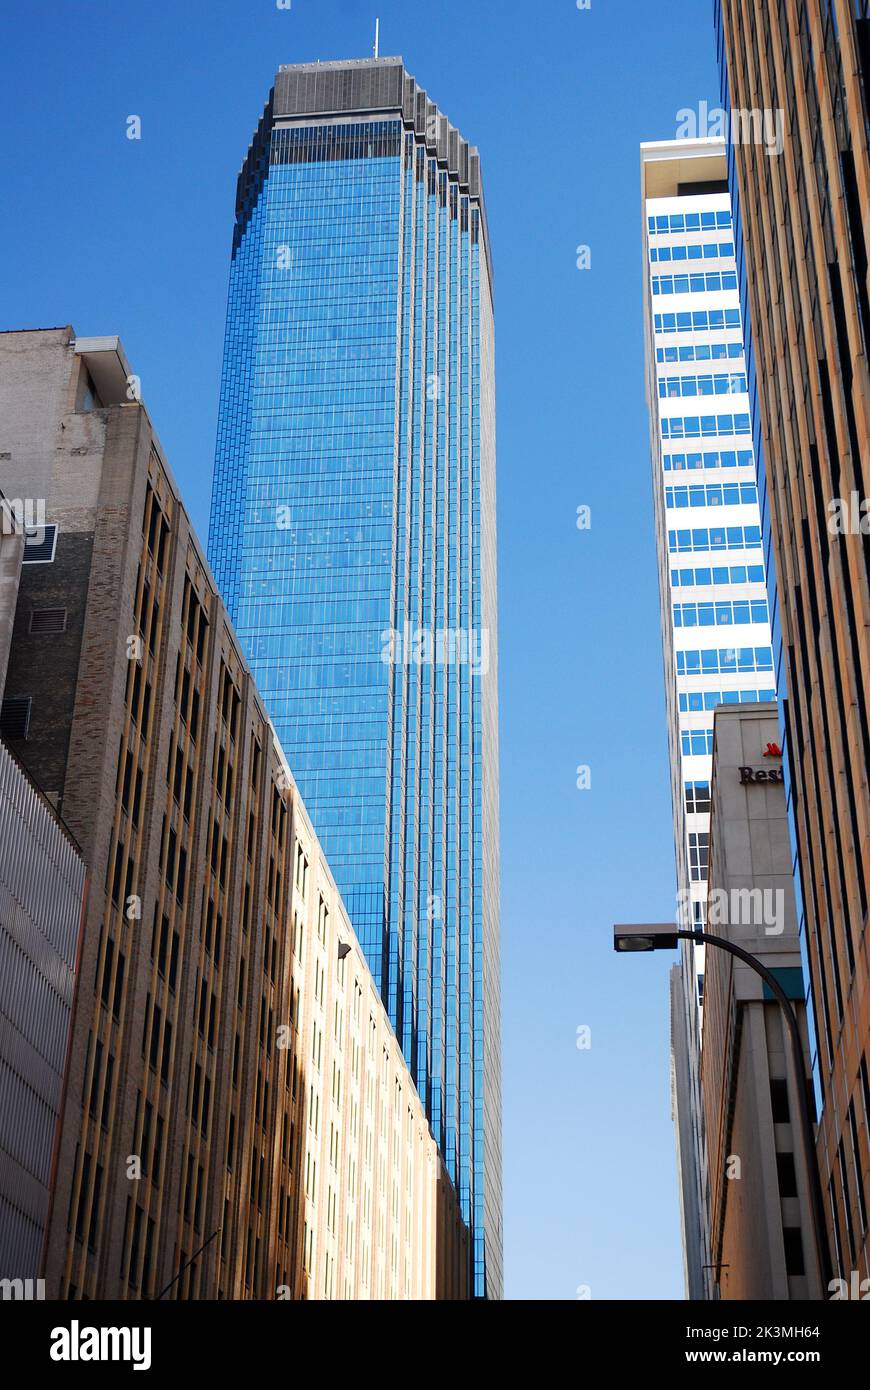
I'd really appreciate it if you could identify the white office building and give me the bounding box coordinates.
[641,138,778,1299]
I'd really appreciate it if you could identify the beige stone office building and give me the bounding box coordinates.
[0,326,468,1299]
[701,703,821,1299]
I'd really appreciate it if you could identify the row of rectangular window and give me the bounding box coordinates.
[673,599,770,628]
[679,688,776,712]
[650,241,734,263]
[659,372,747,399]
[664,449,754,471]
[666,482,757,508]
[675,647,774,675]
[668,525,762,553]
[652,272,738,296]
[671,563,765,587]
[269,120,403,167]
[648,211,732,234]
[654,308,741,334]
[657,342,744,363]
[662,413,751,440]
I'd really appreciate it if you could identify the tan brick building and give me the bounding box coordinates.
[714,0,870,1281]
[0,326,468,1299]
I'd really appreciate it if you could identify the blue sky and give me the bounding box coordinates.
[1,0,722,1299]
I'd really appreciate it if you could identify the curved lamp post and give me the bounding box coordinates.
[614,923,832,1294]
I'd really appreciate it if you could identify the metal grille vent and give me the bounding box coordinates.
[29,608,67,635]
[22,524,57,564]
[0,697,32,740]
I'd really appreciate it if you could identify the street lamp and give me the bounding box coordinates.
[614,923,680,953]
[614,923,833,1294]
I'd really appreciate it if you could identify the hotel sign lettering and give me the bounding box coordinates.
[739,765,784,785]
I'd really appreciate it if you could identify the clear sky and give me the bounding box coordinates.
[1,0,723,1299]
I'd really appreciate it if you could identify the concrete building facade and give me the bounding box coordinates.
[0,738,86,1289]
[701,702,820,1299]
[714,0,870,1284]
[0,326,467,1300]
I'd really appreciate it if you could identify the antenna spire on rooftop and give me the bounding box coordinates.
[374,17,380,59]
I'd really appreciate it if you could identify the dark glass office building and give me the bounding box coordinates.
[209,58,501,1297]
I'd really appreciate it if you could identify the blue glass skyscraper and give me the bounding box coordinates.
[209,58,501,1298]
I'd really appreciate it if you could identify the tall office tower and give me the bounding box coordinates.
[0,327,467,1300]
[642,138,779,1297]
[209,58,501,1297]
[714,0,870,1284]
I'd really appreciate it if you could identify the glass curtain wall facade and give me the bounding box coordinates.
[642,138,778,1298]
[209,59,501,1298]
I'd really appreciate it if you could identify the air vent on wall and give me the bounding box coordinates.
[22,524,58,564]
[0,696,32,741]
[30,608,67,635]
